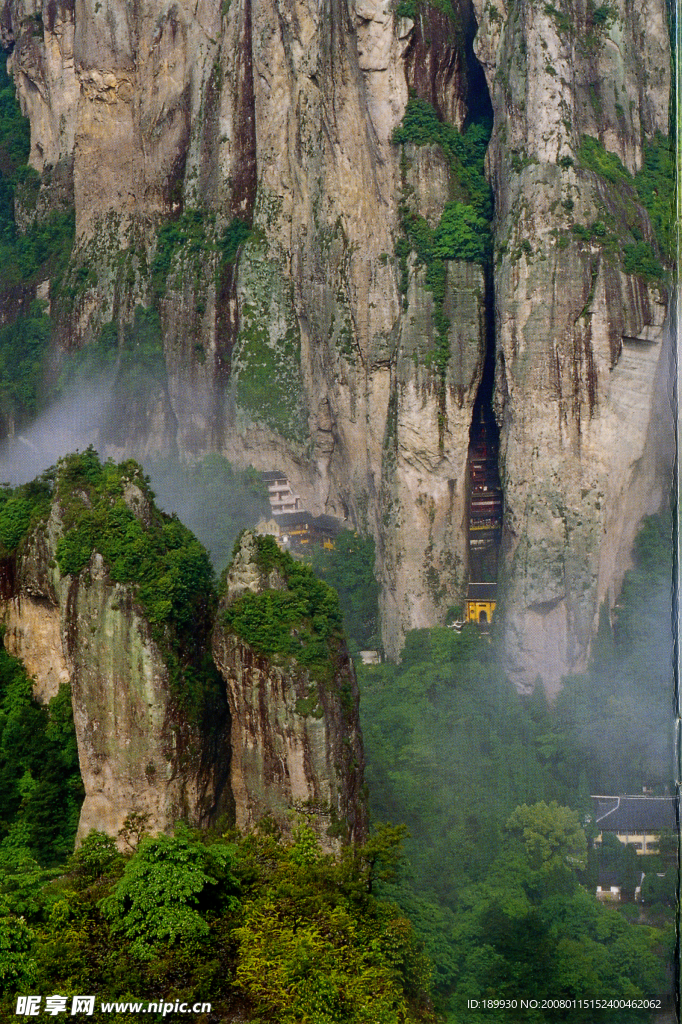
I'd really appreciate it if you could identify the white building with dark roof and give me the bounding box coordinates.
[591,795,678,855]
[261,471,301,514]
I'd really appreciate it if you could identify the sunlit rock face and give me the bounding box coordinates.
[0,480,231,847]
[1,0,672,689]
[471,0,672,692]
[211,531,367,850]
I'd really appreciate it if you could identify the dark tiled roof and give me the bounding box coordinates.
[274,511,312,527]
[273,511,341,533]
[261,470,287,482]
[467,582,498,600]
[592,796,678,833]
[313,514,342,533]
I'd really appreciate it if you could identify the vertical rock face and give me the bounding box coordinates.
[1,0,673,685]
[2,0,488,663]
[1,469,232,845]
[471,0,672,691]
[1,467,366,849]
[211,532,367,847]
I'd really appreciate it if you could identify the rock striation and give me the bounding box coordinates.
[471,0,673,691]
[0,457,231,844]
[0,0,673,689]
[212,531,367,847]
[0,461,366,848]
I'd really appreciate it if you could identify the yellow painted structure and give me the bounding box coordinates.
[465,599,496,625]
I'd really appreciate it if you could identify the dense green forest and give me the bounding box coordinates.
[0,821,435,1022]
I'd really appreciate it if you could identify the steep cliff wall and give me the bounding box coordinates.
[1,0,490,664]
[1,454,232,843]
[212,531,367,847]
[0,458,367,848]
[471,0,672,691]
[0,0,672,687]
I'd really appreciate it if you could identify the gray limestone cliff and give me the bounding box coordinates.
[0,462,231,843]
[0,460,367,847]
[211,531,367,848]
[0,0,673,690]
[471,0,673,691]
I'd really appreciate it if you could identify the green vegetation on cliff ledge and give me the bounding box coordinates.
[577,132,674,275]
[0,469,53,557]
[393,98,493,222]
[0,639,83,866]
[393,99,492,396]
[222,535,345,680]
[0,822,435,1022]
[55,449,221,722]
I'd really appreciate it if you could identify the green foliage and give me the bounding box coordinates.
[433,202,491,261]
[151,208,214,298]
[222,535,345,679]
[358,629,559,912]
[578,134,631,186]
[0,54,30,174]
[0,824,435,1023]
[218,218,252,265]
[621,241,664,280]
[589,1,616,27]
[394,0,458,17]
[54,449,222,722]
[67,831,122,884]
[445,845,666,1021]
[0,639,83,866]
[575,133,672,277]
[102,828,240,960]
[0,209,75,292]
[393,98,492,393]
[146,455,270,573]
[543,3,572,35]
[394,98,493,221]
[505,801,587,874]
[0,301,52,422]
[359,508,675,1015]
[309,530,380,650]
[0,471,53,557]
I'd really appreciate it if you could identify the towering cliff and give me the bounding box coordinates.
[471,0,673,690]
[0,454,366,846]
[0,451,232,841]
[212,530,367,846]
[0,0,673,689]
